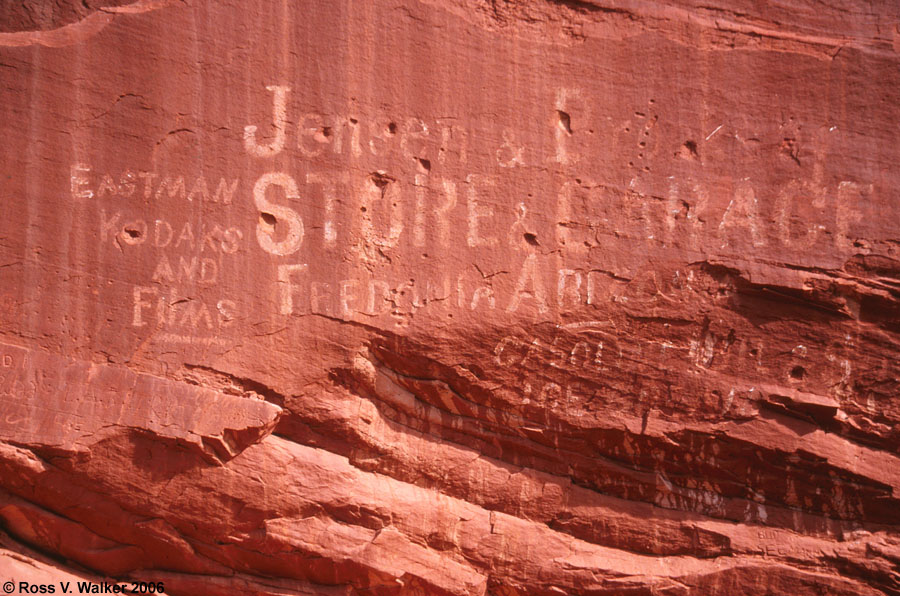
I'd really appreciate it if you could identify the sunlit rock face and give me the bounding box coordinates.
[1,1,899,594]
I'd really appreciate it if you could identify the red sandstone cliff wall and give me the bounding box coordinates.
[1,1,899,594]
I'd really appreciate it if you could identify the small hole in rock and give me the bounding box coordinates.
[124,228,141,238]
[557,110,572,134]
[681,140,699,159]
[368,172,393,190]
[416,157,431,172]
[790,366,806,380]
[388,122,397,135]
[260,212,276,226]
[523,233,539,246]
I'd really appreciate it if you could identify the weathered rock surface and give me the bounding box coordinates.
[1,0,899,594]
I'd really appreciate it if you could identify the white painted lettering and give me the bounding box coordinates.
[718,180,764,248]
[244,85,290,158]
[277,264,308,315]
[307,172,340,247]
[154,220,173,247]
[70,164,93,199]
[507,253,548,314]
[361,173,403,249]
[132,286,157,327]
[557,269,583,307]
[100,210,121,244]
[466,175,497,247]
[254,172,305,256]
[340,279,360,317]
[298,113,328,158]
[97,174,118,198]
[155,176,186,201]
[138,172,156,198]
